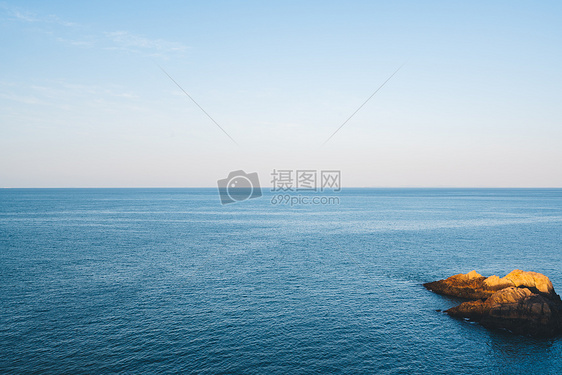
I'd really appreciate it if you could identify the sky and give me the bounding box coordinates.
[1,0,561,188]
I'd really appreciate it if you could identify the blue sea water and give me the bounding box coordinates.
[1,188,562,374]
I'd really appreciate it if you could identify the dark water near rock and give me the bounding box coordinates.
[1,188,561,374]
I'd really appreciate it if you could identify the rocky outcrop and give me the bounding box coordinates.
[423,270,495,299]
[424,270,562,337]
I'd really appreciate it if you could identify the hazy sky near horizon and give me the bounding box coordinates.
[1,1,561,187]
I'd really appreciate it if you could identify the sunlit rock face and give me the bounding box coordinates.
[423,270,493,300]
[503,269,555,295]
[482,275,514,291]
[425,270,562,337]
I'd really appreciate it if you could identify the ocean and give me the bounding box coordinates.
[1,188,561,374]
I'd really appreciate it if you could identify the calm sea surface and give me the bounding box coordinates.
[1,188,561,374]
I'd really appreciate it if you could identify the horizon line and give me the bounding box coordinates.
[2,186,562,189]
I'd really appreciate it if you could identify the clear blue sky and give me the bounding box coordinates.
[1,1,561,187]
